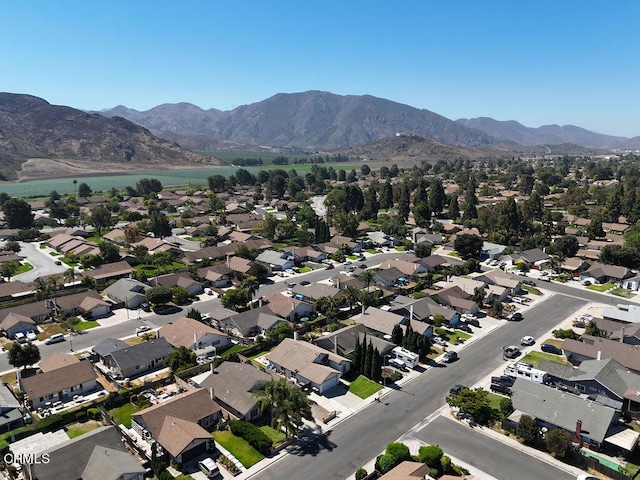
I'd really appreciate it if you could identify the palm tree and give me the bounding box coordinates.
[63,267,76,286]
[359,270,374,291]
[254,378,313,437]
[241,276,260,307]
[344,285,359,314]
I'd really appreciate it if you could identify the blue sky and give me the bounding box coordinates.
[2,1,638,137]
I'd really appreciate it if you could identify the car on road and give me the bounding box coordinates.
[523,279,537,286]
[520,336,535,346]
[576,476,601,480]
[504,345,520,359]
[450,384,466,394]
[325,264,334,270]
[442,351,458,363]
[153,304,181,315]
[136,325,151,335]
[510,312,523,321]
[45,333,65,345]
[541,343,563,355]
[299,280,311,286]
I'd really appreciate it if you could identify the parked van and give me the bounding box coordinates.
[45,333,65,345]
[198,457,219,478]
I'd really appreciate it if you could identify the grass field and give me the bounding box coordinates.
[520,351,568,367]
[212,430,264,467]
[222,344,249,357]
[37,323,66,341]
[132,262,187,276]
[521,285,541,295]
[73,320,100,331]
[109,403,142,428]
[587,282,615,292]
[66,420,101,439]
[259,425,286,445]
[15,263,33,275]
[348,375,383,399]
[611,287,634,298]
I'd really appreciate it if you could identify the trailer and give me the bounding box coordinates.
[504,361,548,384]
[391,346,419,369]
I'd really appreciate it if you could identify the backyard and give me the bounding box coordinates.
[108,403,142,429]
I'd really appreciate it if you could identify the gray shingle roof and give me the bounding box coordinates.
[104,337,173,372]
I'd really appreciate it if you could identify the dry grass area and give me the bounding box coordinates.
[37,323,66,340]
[96,374,118,393]
[123,332,156,346]
[0,338,12,351]
[0,371,17,389]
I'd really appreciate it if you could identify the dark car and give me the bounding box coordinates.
[299,280,311,286]
[450,384,466,394]
[153,304,182,315]
[458,324,472,333]
[490,382,512,395]
[140,302,151,312]
[491,375,515,387]
[510,312,523,321]
[541,343,563,355]
[325,264,334,270]
[523,279,537,286]
[442,351,458,363]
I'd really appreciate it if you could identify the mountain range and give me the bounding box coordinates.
[98,90,640,151]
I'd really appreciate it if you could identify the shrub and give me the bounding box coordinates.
[87,408,101,421]
[376,454,396,474]
[355,467,367,480]
[75,410,87,422]
[418,445,444,466]
[228,420,273,455]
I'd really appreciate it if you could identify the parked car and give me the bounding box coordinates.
[504,345,520,359]
[14,332,26,343]
[523,279,537,286]
[450,384,466,394]
[458,324,472,333]
[490,382,512,395]
[442,351,458,363]
[520,336,535,346]
[491,375,515,387]
[299,280,311,286]
[433,336,448,346]
[461,313,479,326]
[136,325,151,335]
[45,333,65,345]
[325,264,334,270]
[541,344,563,355]
[576,476,601,480]
[26,331,37,342]
[510,312,523,321]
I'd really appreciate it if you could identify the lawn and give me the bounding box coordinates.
[348,375,383,399]
[366,249,379,254]
[109,403,142,428]
[49,251,60,257]
[395,246,406,252]
[520,285,541,295]
[66,420,101,439]
[73,320,100,331]
[0,371,17,389]
[212,430,264,468]
[520,351,568,367]
[446,330,471,344]
[299,267,311,273]
[15,263,33,274]
[611,287,634,298]
[347,255,359,260]
[446,251,459,257]
[132,262,187,277]
[587,282,615,292]
[248,350,271,361]
[487,392,507,411]
[222,344,249,357]
[174,475,195,480]
[259,425,286,445]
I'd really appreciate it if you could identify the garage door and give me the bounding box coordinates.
[181,441,207,463]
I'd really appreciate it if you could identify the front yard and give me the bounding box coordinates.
[520,351,568,367]
[347,375,383,399]
[212,430,264,468]
[587,282,615,292]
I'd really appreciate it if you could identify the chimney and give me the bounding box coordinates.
[294,331,299,341]
[259,297,263,308]
[227,255,230,268]
[572,420,583,446]
[597,350,602,360]
[334,335,338,354]
[410,305,414,320]
[209,387,215,400]
[210,362,215,373]
[194,332,198,347]
[337,278,340,289]
[621,327,625,343]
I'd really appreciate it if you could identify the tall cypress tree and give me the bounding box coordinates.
[364,341,374,379]
[352,336,362,375]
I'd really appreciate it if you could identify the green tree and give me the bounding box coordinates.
[361,185,379,220]
[585,320,608,338]
[359,270,374,291]
[77,182,92,198]
[379,180,393,210]
[517,414,539,445]
[254,378,313,437]
[99,242,120,263]
[150,212,171,239]
[343,285,360,313]
[145,286,172,305]
[220,288,249,310]
[453,234,484,260]
[7,342,41,369]
[186,308,202,322]
[429,178,446,216]
[554,235,579,258]
[391,323,403,345]
[376,442,411,474]
[241,276,260,305]
[586,216,605,240]
[166,346,197,373]
[545,428,570,458]
[446,386,494,425]
[412,201,431,228]
[1,261,20,281]
[4,240,20,253]
[448,193,460,220]
[2,198,34,229]
[414,241,432,258]
[355,467,367,480]
[171,286,190,305]
[136,178,163,195]
[89,205,112,236]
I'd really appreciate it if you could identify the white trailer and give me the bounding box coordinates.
[392,346,419,369]
[504,361,548,383]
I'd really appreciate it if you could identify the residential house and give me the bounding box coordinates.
[131,237,181,256]
[560,257,591,277]
[432,285,479,315]
[197,264,233,288]
[220,307,285,339]
[328,235,363,253]
[0,302,50,324]
[159,317,230,356]
[20,426,145,480]
[475,269,522,294]
[508,379,636,451]
[104,278,150,309]
[290,283,344,306]
[511,248,551,267]
[101,337,173,379]
[267,338,351,393]
[20,360,98,410]
[53,290,105,318]
[387,295,460,328]
[379,259,428,277]
[131,388,222,464]
[38,353,79,373]
[601,304,640,324]
[0,312,36,339]
[609,323,640,344]
[354,307,405,337]
[152,272,204,295]
[412,228,444,246]
[91,338,129,362]
[193,361,275,421]
[255,249,295,272]
[622,275,640,291]
[563,334,640,373]
[373,267,405,288]
[314,323,396,358]
[444,276,486,297]
[580,262,632,285]
[367,231,397,247]
[378,461,430,480]
[482,241,507,259]
[293,246,326,263]
[78,295,111,319]
[0,382,25,433]
[0,281,35,303]
[84,261,133,284]
[262,291,315,322]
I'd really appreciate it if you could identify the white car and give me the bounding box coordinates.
[26,331,38,342]
[504,345,520,358]
[521,336,535,346]
[433,337,447,346]
[136,325,151,335]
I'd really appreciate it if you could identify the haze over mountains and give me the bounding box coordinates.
[99,90,640,151]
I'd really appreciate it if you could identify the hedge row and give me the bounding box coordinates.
[228,420,273,455]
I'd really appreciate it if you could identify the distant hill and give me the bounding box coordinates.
[455,117,631,149]
[0,93,217,180]
[99,91,509,151]
[335,133,506,164]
